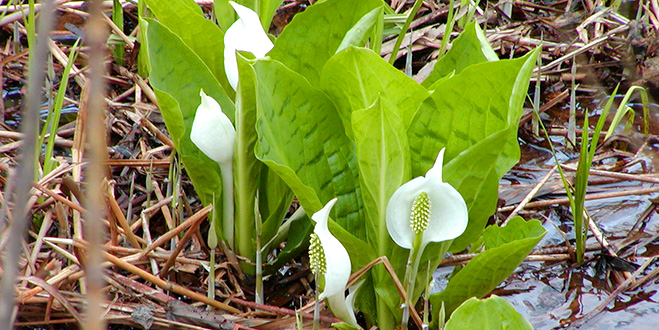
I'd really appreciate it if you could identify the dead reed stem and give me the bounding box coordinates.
[82,0,110,329]
[0,1,55,328]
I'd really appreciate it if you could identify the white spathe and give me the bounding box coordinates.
[385,148,468,249]
[190,89,236,165]
[224,1,274,90]
[312,198,351,300]
[312,198,361,328]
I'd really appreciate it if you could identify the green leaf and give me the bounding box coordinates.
[332,322,362,330]
[483,216,547,250]
[258,167,294,248]
[351,96,411,325]
[268,0,384,85]
[252,58,365,237]
[233,56,263,264]
[442,129,510,252]
[429,218,546,317]
[111,0,125,65]
[213,0,235,31]
[444,296,534,330]
[409,50,538,180]
[235,0,283,31]
[145,0,233,96]
[337,7,384,53]
[352,95,409,256]
[266,214,312,271]
[422,21,498,88]
[145,19,235,231]
[145,20,234,122]
[136,15,151,77]
[321,46,428,138]
[329,220,377,271]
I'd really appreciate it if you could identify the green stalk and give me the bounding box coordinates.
[111,0,125,65]
[255,194,263,305]
[423,260,431,327]
[208,205,218,302]
[26,0,36,50]
[370,6,384,55]
[401,233,424,329]
[437,0,456,58]
[208,246,216,301]
[313,284,320,330]
[388,0,423,65]
[43,40,80,175]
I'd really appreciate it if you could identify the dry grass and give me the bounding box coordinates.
[0,0,657,329]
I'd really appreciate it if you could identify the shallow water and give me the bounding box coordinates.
[433,97,659,329]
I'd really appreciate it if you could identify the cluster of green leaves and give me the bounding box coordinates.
[141,0,297,272]
[142,0,545,327]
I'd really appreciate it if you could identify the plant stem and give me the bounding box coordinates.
[401,234,424,329]
[207,207,218,302]
[388,0,423,65]
[255,195,263,305]
[438,0,456,58]
[313,285,320,330]
[219,162,234,248]
[208,248,216,302]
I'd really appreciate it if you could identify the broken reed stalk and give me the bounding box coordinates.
[498,186,659,212]
[0,1,55,329]
[83,0,110,329]
[104,252,241,314]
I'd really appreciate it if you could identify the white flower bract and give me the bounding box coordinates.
[190,90,236,165]
[224,1,274,90]
[386,148,468,249]
[311,198,361,328]
[311,198,351,300]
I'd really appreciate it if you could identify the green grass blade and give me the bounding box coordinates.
[111,0,125,65]
[43,40,81,175]
[604,85,649,140]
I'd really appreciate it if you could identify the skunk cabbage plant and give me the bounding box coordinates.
[191,89,236,247]
[386,148,468,328]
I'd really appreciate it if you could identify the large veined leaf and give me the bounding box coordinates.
[429,217,546,318]
[352,95,409,256]
[422,21,498,88]
[252,58,365,237]
[321,46,429,138]
[336,7,384,54]
[442,129,510,252]
[145,0,233,96]
[483,216,547,250]
[145,19,234,122]
[268,0,384,85]
[258,165,294,253]
[409,49,538,180]
[444,296,534,330]
[232,56,264,264]
[351,96,410,329]
[145,19,236,229]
